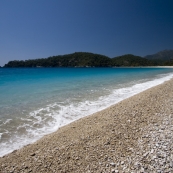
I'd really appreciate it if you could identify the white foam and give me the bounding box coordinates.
[0,133,3,140]
[3,119,12,125]
[0,72,173,157]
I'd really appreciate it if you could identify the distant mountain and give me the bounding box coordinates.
[112,54,154,66]
[145,50,173,61]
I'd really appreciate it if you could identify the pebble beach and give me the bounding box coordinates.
[0,79,173,173]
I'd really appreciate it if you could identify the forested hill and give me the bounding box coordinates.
[3,52,173,67]
[111,54,155,66]
[4,52,111,67]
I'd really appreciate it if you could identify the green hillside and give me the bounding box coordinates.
[3,51,173,67]
[4,52,111,68]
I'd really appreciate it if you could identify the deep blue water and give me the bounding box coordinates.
[0,67,173,156]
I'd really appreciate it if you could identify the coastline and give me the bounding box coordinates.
[112,66,173,68]
[1,78,173,172]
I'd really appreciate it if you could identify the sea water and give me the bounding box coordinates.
[0,67,173,156]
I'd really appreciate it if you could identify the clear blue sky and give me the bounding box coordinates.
[0,0,173,66]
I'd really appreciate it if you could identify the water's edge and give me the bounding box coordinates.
[1,72,173,157]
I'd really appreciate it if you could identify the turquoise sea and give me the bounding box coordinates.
[0,67,173,156]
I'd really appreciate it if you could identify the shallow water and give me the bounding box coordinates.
[0,67,173,156]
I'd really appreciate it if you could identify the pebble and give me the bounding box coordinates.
[150,149,154,154]
[121,161,124,165]
[110,162,115,167]
[30,153,35,156]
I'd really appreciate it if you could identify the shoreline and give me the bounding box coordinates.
[1,78,173,172]
[1,71,173,157]
[112,66,173,68]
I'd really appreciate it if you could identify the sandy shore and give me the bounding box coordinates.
[0,79,173,173]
